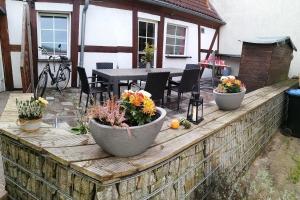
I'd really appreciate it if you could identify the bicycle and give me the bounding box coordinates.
[35,44,71,98]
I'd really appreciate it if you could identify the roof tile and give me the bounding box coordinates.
[161,0,221,21]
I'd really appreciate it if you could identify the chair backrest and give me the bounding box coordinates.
[144,72,170,101]
[77,67,90,94]
[96,62,113,69]
[185,64,200,70]
[179,69,200,93]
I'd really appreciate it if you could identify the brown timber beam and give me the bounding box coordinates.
[132,7,138,68]
[70,0,80,87]
[0,0,13,90]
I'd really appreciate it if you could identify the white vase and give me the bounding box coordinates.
[17,118,42,132]
[146,62,151,72]
[213,89,246,110]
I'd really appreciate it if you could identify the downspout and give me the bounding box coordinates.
[79,0,89,68]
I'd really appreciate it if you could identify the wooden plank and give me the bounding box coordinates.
[45,144,109,166]
[19,133,95,152]
[71,158,138,182]
[0,127,72,141]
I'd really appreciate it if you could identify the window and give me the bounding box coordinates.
[138,20,156,67]
[165,24,187,55]
[39,14,69,56]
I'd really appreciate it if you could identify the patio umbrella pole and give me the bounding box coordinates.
[79,0,89,68]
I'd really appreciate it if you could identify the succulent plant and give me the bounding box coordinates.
[16,97,48,120]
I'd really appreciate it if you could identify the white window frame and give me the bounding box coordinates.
[138,19,158,68]
[165,23,188,56]
[37,12,71,59]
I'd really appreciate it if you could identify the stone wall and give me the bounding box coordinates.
[0,91,286,200]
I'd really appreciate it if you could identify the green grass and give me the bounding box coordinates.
[288,156,300,184]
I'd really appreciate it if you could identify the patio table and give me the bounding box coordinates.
[92,68,184,96]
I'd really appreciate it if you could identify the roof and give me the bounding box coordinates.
[243,36,297,51]
[140,0,224,24]
[162,0,221,20]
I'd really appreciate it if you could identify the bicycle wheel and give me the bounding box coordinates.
[35,71,48,98]
[56,67,70,91]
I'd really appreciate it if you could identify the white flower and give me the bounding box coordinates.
[220,76,228,81]
[228,75,236,80]
[138,90,152,98]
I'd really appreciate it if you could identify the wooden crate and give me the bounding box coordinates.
[239,37,297,92]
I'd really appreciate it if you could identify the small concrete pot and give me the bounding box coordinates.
[89,107,167,157]
[16,118,42,132]
[213,89,246,111]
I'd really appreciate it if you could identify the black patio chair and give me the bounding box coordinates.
[132,72,170,106]
[77,67,111,110]
[185,64,200,70]
[146,72,170,106]
[167,69,201,110]
[96,62,130,97]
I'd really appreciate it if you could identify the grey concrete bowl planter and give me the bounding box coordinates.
[213,89,246,111]
[89,107,167,157]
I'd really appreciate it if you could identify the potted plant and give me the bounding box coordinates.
[141,43,155,71]
[213,76,246,110]
[88,90,166,157]
[16,97,48,132]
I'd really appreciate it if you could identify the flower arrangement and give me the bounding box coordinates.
[141,43,155,64]
[87,90,157,127]
[121,90,157,126]
[216,76,246,93]
[16,97,48,120]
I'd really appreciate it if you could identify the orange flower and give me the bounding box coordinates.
[121,90,134,100]
[129,93,144,106]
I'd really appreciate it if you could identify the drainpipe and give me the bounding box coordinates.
[79,0,89,68]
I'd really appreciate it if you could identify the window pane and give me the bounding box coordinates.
[55,43,67,55]
[165,45,174,55]
[147,23,155,38]
[41,30,53,42]
[54,16,68,30]
[41,43,54,54]
[146,38,154,46]
[139,37,146,51]
[167,24,176,35]
[174,46,185,55]
[40,16,53,29]
[176,38,185,46]
[55,31,67,43]
[139,21,146,37]
[176,26,186,37]
[166,37,175,45]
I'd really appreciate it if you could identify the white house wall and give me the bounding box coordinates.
[80,5,132,47]
[211,0,300,77]
[79,5,133,74]
[82,52,132,77]
[6,0,24,88]
[10,52,22,88]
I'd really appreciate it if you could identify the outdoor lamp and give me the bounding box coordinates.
[187,86,204,124]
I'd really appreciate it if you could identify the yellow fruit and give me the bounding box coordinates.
[170,119,180,129]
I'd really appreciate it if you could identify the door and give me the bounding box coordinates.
[0,41,5,92]
[138,20,157,68]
